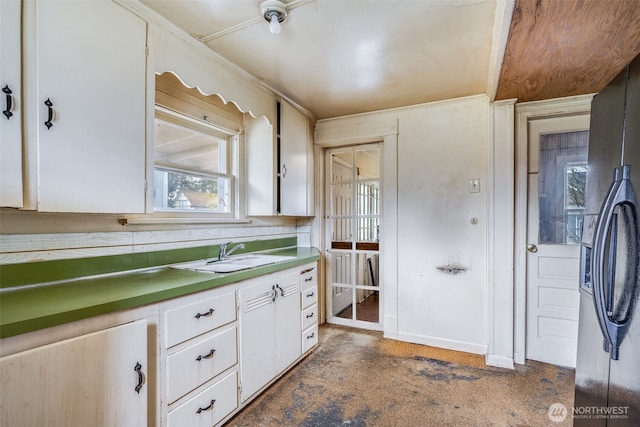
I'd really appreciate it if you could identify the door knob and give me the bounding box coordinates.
[527,244,538,253]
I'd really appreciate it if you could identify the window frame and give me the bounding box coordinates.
[151,106,241,220]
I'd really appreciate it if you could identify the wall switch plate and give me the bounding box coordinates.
[469,178,480,193]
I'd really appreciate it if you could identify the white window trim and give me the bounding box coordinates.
[142,105,245,222]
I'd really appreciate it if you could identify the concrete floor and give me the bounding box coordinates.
[227,324,575,427]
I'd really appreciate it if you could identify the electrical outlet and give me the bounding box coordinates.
[469,178,480,193]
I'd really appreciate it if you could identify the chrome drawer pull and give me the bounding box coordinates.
[196,399,216,414]
[195,349,216,361]
[194,308,214,319]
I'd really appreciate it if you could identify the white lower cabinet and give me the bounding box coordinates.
[301,267,319,353]
[162,289,239,426]
[0,261,319,427]
[239,271,301,402]
[0,319,148,427]
[238,264,319,404]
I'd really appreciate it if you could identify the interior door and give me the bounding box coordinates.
[325,144,381,330]
[526,114,590,367]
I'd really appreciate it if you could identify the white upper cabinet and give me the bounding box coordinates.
[27,0,147,213]
[246,99,314,216]
[279,100,314,216]
[0,0,23,208]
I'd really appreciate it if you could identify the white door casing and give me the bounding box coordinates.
[525,114,590,367]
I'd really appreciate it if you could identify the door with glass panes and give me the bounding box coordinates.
[526,114,590,367]
[325,144,381,330]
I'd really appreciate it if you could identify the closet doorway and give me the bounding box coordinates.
[325,143,382,331]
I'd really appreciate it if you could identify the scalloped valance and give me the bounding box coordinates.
[148,22,276,127]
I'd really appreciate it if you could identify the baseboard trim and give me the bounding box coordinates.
[397,331,487,355]
[486,354,515,369]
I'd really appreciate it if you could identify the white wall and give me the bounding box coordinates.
[316,95,492,354]
[395,96,489,354]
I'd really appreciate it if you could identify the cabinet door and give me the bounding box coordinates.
[275,273,302,372]
[0,0,22,208]
[33,0,146,213]
[0,320,148,427]
[239,280,276,402]
[280,100,311,216]
[246,115,277,215]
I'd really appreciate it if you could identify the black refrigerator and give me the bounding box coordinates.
[575,54,640,426]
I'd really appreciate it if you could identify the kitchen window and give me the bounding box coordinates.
[153,107,238,217]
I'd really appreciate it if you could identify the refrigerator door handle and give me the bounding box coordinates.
[592,165,640,360]
[592,167,622,355]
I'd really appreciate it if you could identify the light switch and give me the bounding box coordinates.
[469,178,480,193]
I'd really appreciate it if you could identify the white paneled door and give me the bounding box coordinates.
[526,114,590,367]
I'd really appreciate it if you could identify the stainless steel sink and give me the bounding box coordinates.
[170,254,297,273]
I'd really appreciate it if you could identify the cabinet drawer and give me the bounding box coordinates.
[167,325,238,404]
[301,268,317,291]
[165,292,236,348]
[301,284,317,309]
[167,370,238,427]
[301,305,318,331]
[302,324,318,353]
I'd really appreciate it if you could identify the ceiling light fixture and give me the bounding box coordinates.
[260,0,287,34]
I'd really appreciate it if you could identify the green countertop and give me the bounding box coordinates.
[0,247,320,338]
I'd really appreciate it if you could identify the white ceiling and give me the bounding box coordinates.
[140,0,505,120]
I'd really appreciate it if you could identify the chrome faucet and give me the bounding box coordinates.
[218,241,245,260]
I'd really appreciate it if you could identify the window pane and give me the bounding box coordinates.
[331,218,352,248]
[538,130,588,244]
[154,119,227,174]
[356,149,379,179]
[356,252,379,287]
[330,182,353,216]
[154,168,231,213]
[331,252,353,285]
[331,151,353,182]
